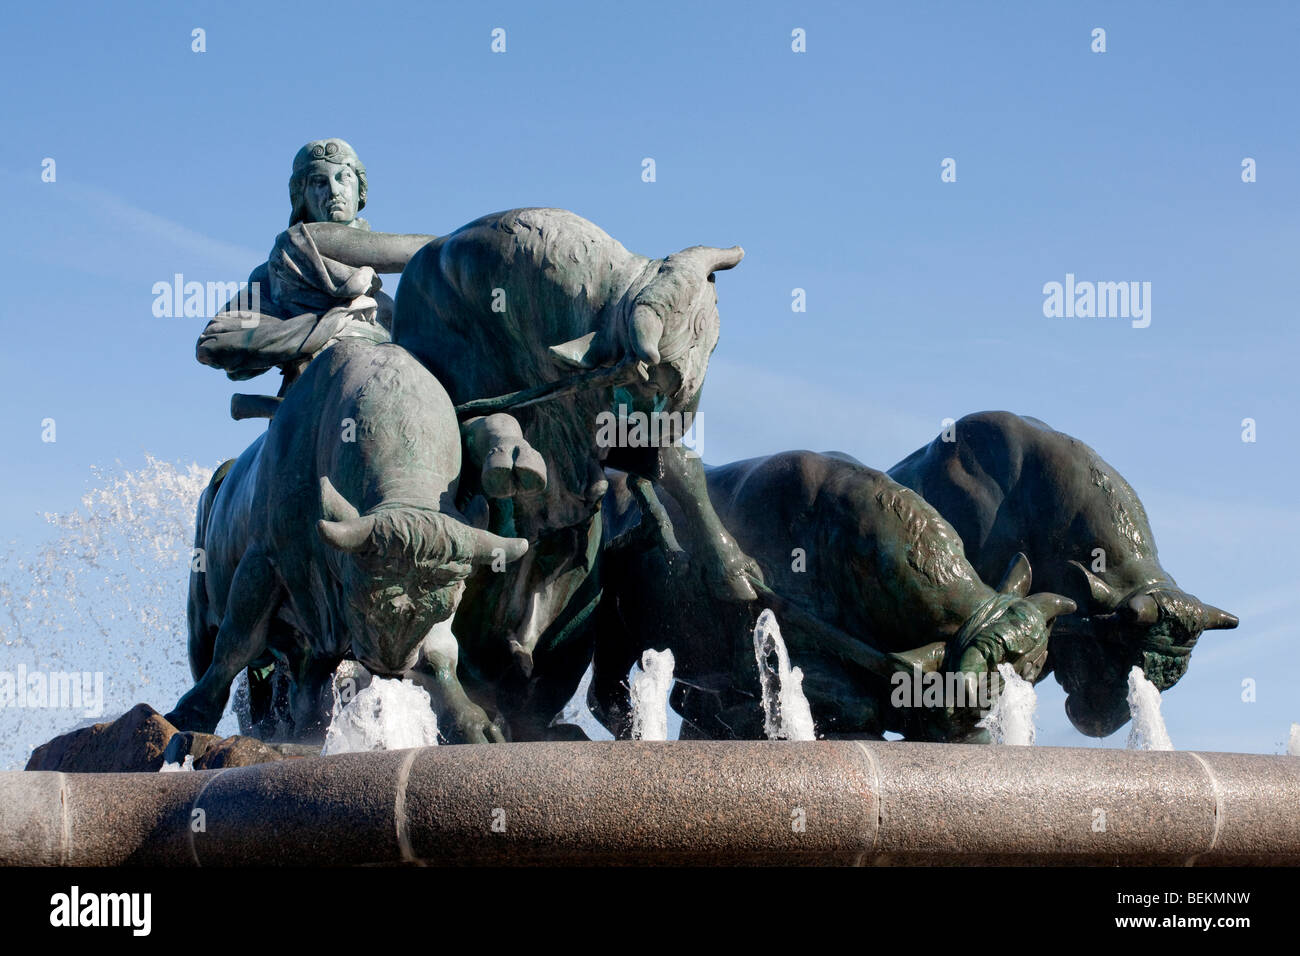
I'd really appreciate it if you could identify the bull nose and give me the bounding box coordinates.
[360,662,406,681]
[355,647,411,680]
[1065,692,1130,738]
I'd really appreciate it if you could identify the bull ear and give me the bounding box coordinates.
[628,305,663,365]
[666,244,745,276]
[317,515,377,553]
[548,331,600,369]
[996,552,1033,597]
[1027,592,1078,624]
[1066,560,1121,611]
[319,476,361,522]
[1202,603,1239,630]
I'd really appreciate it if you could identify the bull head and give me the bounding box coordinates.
[949,553,1077,695]
[930,553,1075,741]
[315,477,528,675]
[1055,560,1238,737]
[549,243,744,402]
[317,476,528,567]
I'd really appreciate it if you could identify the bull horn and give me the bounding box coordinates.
[317,515,377,553]
[996,552,1033,597]
[440,515,529,566]
[1203,604,1239,630]
[1028,592,1078,622]
[890,641,947,675]
[319,476,361,522]
[1066,560,1121,611]
[667,244,745,276]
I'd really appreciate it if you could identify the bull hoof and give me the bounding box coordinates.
[450,703,507,744]
[482,441,547,498]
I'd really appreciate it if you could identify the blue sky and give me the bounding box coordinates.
[1,0,1297,755]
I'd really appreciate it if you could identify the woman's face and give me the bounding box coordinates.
[303,160,359,224]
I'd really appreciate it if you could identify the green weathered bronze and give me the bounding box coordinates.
[888,411,1238,737]
[168,339,529,739]
[594,454,1075,741]
[162,140,1233,750]
[195,138,429,396]
[389,207,760,740]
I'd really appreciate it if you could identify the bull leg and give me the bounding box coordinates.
[186,598,219,685]
[628,476,685,555]
[409,621,506,744]
[241,662,278,737]
[590,602,640,739]
[287,656,339,743]
[656,444,762,602]
[166,550,281,734]
[185,459,233,682]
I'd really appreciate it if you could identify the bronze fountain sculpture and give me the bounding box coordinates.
[164,138,1238,748]
[15,137,1292,875]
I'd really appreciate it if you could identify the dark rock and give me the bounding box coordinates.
[160,731,222,768]
[191,735,289,769]
[25,703,178,773]
[25,707,315,774]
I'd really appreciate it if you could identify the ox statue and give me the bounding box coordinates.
[889,411,1238,737]
[391,208,756,739]
[166,338,528,740]
[592,451,1076,741]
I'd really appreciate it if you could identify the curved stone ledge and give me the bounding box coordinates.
[2,742,1297,866]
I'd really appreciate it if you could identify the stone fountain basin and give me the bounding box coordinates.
[4,740,1298,866]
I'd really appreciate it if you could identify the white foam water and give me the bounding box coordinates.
[320,676,440,755]
[0,457,231,770]
[1126,666,1174,751]
[751,609,816,741]
[550,662,615,740]
[629,648,675,741]
[159,754,195,772]
[979,663,1037,745]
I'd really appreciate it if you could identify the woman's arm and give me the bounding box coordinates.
[300,222,437,273]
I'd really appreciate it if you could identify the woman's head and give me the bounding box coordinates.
[288,138,369,227]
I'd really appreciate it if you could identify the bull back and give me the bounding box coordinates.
[393,209,650,535]
[888,411,1162,597]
